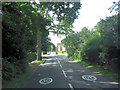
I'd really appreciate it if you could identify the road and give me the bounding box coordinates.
[18,54,119,89]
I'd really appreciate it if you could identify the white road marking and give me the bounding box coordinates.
[58,60,60,64]
[56,58,61,65]
[58,59,61,63]
[39,78,53,84]
[56,58,66,78]
[59,63,63,68]
[56,58,62,68]
[56,58,60,63]
[62,70,67,78]
[68,83,74,90]
[58,59,62,68]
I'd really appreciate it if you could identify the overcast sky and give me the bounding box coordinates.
[48,0,117,46]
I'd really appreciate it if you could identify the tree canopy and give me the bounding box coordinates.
[62,14,119,73]
[2,2,81,84]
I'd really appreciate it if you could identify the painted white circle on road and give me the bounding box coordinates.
[39,78,53,84]
[82,75,97,81]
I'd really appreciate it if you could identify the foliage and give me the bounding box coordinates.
[2,2,36,84]
[26,52,37,62]
[35,2,81,35]
[30,2,81,60]
[46,42,56,52]
[96,15,118,48]
[82,31,102,63]
[2,58,27,84]
[3,65,32,88]
[75,59,120,80]
[33,58,46,65]
[62,15,119,73]
[2,1,81,83]
[57,51,66,54]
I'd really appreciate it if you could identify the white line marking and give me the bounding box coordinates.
[59,63,62,68]
[58,60,60,64]
[62,70,67,78]
[56,58,63,68]
[58,59,61,63]
[58,61,60,64]
[56,58,60,64]
[68,83,74,90]
[56,59,60,64]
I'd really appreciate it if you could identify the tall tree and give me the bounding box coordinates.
[31,2,81,60]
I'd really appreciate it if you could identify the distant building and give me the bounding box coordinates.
[57,43,66,51]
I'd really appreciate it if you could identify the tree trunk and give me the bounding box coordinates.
[37,29,42,61]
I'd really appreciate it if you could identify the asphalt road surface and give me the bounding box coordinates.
[18,54,119,89]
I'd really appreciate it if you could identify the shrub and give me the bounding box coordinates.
[2,57,28,85]
[81,32,101,64]
[105,46,120,73]
[2,58,17,83]
[26,52,37,62]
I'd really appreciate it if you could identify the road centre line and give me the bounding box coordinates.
[59,63,63,68]
[56,58,62,67]
[56,58,60,64]
[58,61,60,64]
[56,58,66,77]
[62,70,67,78]
[68,83,74,90]
[58,60,60,64]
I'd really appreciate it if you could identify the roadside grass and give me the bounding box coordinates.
[33,58,47,65]
[57,51,67,54]
[75,59,120,80]
[3,64,33,88]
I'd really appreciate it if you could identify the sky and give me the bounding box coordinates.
[48,0,117,46]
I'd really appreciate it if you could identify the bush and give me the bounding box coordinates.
[2,59,17,83]
[105,46,120,73]
[99,51,107,65]
[81,32,101,64]
[26,52,37,62]
[2,57,28,85]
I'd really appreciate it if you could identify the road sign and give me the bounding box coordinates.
[82,75,97,81]
[39,78,53,84]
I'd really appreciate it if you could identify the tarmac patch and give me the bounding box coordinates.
[39,78,53,84]
[82,75,97,81]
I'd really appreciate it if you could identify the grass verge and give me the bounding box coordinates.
[3,64,33,88]
[33,58,47,65]
[57,51,67,54]
[75,59,120,80]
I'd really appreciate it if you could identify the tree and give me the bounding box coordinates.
[108,1,120,48]
[2,1,81,61]
[62,27,92,59]
[96,15,118,48]
[62,14,119,72]
[2,2,36,60]
[31,2,81,60]
[2,2,39,83]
